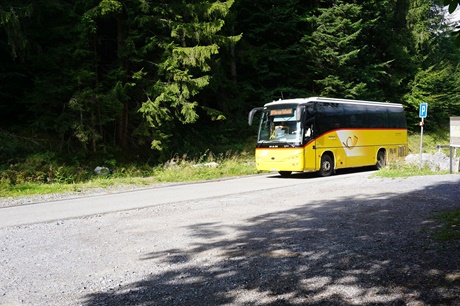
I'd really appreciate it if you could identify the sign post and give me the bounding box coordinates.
[419,103,428,169]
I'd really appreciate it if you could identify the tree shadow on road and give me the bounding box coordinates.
[83,180,460,305]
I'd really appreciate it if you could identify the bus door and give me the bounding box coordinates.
[303,116,317,171]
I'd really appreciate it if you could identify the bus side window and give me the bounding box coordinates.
[343,104,367,128]
[368,106,388,128]
[388,107,406,128]
[316,102,344,134]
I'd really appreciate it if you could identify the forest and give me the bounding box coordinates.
[1,0,460,167]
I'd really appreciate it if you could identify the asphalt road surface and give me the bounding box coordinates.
[1,171,459,305]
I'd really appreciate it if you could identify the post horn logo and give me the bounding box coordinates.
[343,135,358,149]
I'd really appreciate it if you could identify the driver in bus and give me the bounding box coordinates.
[270,121,288,138]
[275,121,289,135]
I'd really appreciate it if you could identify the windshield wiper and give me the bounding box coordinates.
[277,141,295,147]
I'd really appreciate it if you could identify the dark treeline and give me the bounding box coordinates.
[1,0,459,164]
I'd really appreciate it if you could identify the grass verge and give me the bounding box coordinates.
[0,152,258,198]
[373,163,450,178]
[0,132,456,197]
[374,131,453,178]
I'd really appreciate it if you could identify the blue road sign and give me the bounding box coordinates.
[419,103,428,118]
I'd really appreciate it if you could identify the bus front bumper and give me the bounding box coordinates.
[255,148,304,172]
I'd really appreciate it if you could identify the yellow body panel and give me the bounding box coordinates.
[255,148,304,172]
[256,128,408,173]
[304,141,317,171]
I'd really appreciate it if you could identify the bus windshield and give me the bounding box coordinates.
[258,107,303,145]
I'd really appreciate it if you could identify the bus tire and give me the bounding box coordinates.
[279,171,292,177]
[376,150,386,170]
[319,154,334,177]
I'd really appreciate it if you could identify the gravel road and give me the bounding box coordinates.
[0,172,459,305]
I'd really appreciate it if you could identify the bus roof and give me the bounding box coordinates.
[264,97,403,108]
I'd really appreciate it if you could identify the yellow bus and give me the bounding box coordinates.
[248,97,408,177]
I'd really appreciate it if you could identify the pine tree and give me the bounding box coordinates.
[302,1,366,98]
[138,0,238,153]
[0,2,31,128]
[232,0,310,104]
[0,3,30,61]
[404,0,460,129]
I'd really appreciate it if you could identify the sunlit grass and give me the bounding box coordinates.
[1,132,457,197]
[0,182,73,197]
[0,151,258,198]
[408,129,451,155]
[374,162,449,178]
[154,154,257,183]
[374,132,454,178]
[0,177,159,198]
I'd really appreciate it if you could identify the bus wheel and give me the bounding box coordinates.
[319,154,334,177]
[376,150,386,170]
[279,171,292,177]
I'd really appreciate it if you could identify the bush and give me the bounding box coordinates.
[0,153,92,186]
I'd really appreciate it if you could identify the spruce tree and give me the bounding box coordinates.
[404,0,460,129]
[302,1,366,98]
[138,0,238,153]
[0,3,31,128]
[232,0,309,104]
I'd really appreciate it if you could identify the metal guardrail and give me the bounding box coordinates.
[436,144,451,151]
[435,145,457,173]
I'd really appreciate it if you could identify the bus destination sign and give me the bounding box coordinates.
[270,109,293,116]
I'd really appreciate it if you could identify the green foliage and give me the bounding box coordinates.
[233,0,311,104]
[303,1,366,98]
[407,130,451,154]
[352,0,418,103]
[375,163,448,178]
[0,3,31,60]
[373,131,451,178]
[405,63,460,131]
[403,0,460,131]
[0,150,257,197]
[1,0,460,170]
[138,1,236,152]
[0,153,92,185]
[0,130,53,164]
[152,150,256,182]
[0,130,25,162]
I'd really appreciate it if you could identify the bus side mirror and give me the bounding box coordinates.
[248,107,263,125]
[296,105,306,122]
